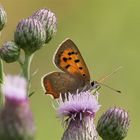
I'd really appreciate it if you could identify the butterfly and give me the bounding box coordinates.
[42,38,100,99]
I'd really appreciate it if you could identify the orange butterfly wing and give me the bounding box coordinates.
[42,39,91,99]
[54,38,90,84]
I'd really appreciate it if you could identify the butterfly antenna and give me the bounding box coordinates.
[97,66,122,93]
[98,82,121,93]
[98,66,123,83]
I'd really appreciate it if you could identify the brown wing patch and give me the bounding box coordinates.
[43,79,59,99]
[54,39,90,83]
[42,72,86,99]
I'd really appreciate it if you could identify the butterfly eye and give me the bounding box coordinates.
[91,81,100,90]
[91,81,95,86]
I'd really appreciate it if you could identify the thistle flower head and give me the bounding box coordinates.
[1,75,27,102]
[0,5,7,31]
[32,8,57,43]
[57,91,100,120]
[0,41,20,63]
[0,75,35,140]
[57,91,101,140]
[14,18,46,54]
[97,107,130,140]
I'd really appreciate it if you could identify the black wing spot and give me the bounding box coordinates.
[79,67,83,70]
[74,59,80,63]
[65,64,70,69]
[68,51,76,55]
[63,57,68,62]
[68,52,72,55]
[68,57,72,60]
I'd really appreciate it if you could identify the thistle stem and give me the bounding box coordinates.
[0,59,4,106]
[0,32,4,106]
[0,59,3,84]
[22,52,33,94]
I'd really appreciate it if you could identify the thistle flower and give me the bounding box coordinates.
[0,5,7,31]
[57,91,101,140]
[0,41,20,63]
[0,75,36,140]
[14,18,46,54]
[32,8,57,43]
[97,107,130,140]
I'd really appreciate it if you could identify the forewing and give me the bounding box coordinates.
[54,38,90,83]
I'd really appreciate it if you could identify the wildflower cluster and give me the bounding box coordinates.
[0,5,56,140]
[57,91,130,140]
[0,7,57,83]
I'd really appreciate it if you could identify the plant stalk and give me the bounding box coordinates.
[0,59,4,106]
[22,52,34,95]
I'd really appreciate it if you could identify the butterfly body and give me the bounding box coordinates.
[42,39,99,99]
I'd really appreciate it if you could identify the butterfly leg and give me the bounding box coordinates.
[94,91,99,100]
[91,85,101,94]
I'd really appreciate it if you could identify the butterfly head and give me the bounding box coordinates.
[90,81,101,91]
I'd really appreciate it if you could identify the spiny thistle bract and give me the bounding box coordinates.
[0,5,7,31]
[97,107,130,140]
[0,41,20,63]
[31,8,57,43]
[14,18,46,54]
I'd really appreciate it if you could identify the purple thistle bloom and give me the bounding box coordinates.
[0,75,35,140]
[0,41,20,63]
[1,75,27,101]
[57,91,101,140]
[14,18,46,54]
[31,8,57,43]
[57,91,101,119]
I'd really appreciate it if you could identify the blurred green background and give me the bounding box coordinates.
[0,0,139,139]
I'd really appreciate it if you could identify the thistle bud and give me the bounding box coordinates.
[0,5,7,31]
[14,18,46,54]
[0,41,20,63]
[97,107,130,140]
[57,91,101,140]
[0,75,36,140]
[32,8,57,43]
